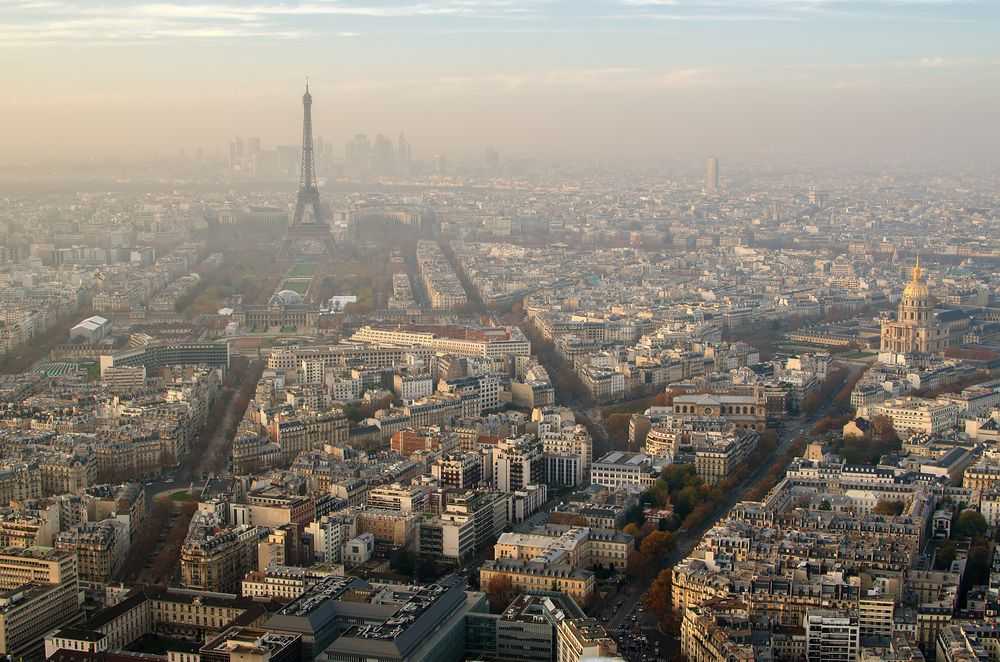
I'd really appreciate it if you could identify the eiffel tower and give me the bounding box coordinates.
[292,80,324,226]
[284,81,331,259]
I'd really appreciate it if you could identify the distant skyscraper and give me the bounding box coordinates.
[373,133,395,175]
[434,154,448,176]
[229,136,244,168]
[345,134,371,176]
[705,157,719,194]
[397,133,412,174]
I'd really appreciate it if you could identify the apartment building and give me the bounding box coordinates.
[55,519,129,586]
[416,512,476,565]
[480,560,595,607]
[431,452,483,489]
[867,397,959,435]
[694,430,759,486]
[354,509,418,551]
[440,490,511,552]
[493,436,545,493]
[557,617,621,662]
[493,525,633,572]
[241,565,341,601]
[805,611,860,662]
[680,600,755,662]
[304,513,356,564]
[367,483,428,514]
[180,522,254,594]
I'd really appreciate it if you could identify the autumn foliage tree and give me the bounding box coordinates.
[485,574,516,613]
[871,415,900,444]
[548,512,589,527]
[639,530,675,563]
[119,499,171,581]
[644,568,680,633]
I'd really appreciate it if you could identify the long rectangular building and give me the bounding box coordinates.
[350,325,530,359]
[0,546,82,659]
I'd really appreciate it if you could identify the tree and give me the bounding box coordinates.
[639,530,675,561]
[873,500,905,516]
[658,516,679,532]
[964,541,991,587]
[757,429,778,456]
[660,464,699,493]
[485,575,516,613]
[653,389,679,408]
[643,569,679,632]
[935,542,957,570]
[605,413,632,446]
[623,504,645,527]
[954,510,988,539]
[682,502,715,531]
[647,479,671,508]
[415,559,439,583]
[548,512,588,527]
[389,549,416,576]
[871,415,899,444]
[623,523,642,541]
[119,498,171,581]
[832,368,865,413]
[800,392,822,416]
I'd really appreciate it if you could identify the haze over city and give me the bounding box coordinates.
[3,0,1000,168]
[5,3,1000,662]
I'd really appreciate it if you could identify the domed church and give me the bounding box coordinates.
[880,258,967,356]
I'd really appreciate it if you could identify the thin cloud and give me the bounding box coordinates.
[660,67,711,86]
[0,0,545,44]
[918,56,947,67]
[0,0,989,45]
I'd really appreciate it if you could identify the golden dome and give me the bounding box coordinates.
[902,257,929,300]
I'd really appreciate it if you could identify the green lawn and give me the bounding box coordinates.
[169,490,193,501]
[288,262,318,278]
[281,279,311,294]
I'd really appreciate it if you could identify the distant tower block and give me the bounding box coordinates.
[705,157,719,194]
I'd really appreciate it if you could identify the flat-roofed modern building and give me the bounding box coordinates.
[100,341,230,376]
[323,577,486,662]
[0,546,82,659]
[557,616,621,662]
[367,483,428,514]
[264,575,486,661]
[200,626,302,662]
[497,593,583,662]
[590,451,661,490]
[350,324,530,359]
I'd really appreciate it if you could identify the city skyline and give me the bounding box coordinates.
[2,0,1000,167]
[5,5,1000,662]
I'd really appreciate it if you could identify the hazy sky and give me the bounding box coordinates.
[2,0,1000,167]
